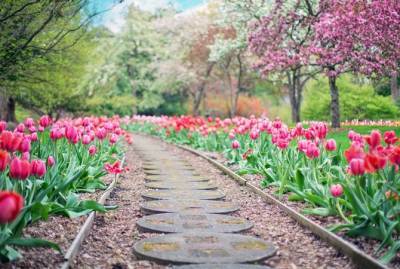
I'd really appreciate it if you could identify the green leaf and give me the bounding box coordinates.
[7,238,61,252]
[302,207,332,216]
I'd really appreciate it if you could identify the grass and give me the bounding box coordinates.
[328,125,400,148]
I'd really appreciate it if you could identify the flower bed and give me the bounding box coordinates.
[0,116,130,262]
[128,115,400,265]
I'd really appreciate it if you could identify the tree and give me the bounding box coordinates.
[311,0,400,127]
[0,0,117,121]
[209,0,269,117]
[248,0,318,123]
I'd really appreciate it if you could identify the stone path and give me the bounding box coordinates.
[132,135,276,267]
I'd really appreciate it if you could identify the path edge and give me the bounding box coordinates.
[169,143,387,269]
[59,157,125,269]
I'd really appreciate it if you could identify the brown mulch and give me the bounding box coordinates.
[2,172,115,269]
[73,141,165,269]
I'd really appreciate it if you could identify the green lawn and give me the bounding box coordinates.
[327,125,400,148]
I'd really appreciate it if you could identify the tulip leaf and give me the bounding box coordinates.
[7,237,61,252]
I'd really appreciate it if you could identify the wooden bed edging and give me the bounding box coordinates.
[175,144,388,269]
[60,157,125,269]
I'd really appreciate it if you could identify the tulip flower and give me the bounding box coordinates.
[364,130,381,149]
[47,156,55,167]
[19,137,31,153]
[0,131,22,152]
[31,160,46,178]
[9,157,31,180]
[349,158,365,175]
[24,118,35,127]
[39,115,51,128]
[104,160,123,174]
[250,130,259,140]
[330,184,343,197]
[305,142,320,159]
[0,191,24,224]
[384,131,397,145]
[21,152,30,161]
[82,135,91,145]
[0,150,9,171]
[88,145,97,156]
[109,134,118,144]
[16,123,25,133]
[0,121,7,132]
[325,139,337,151]
[231,140,240,149]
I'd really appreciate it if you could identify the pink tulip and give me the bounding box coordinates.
[47,156,55,167]
[325,139,337,151]
[31,160,46,178]
[30,132,38,142]
[231,140,240,149]
[82,135,91,145]
[349,158,365,175]
[330,184,343,197]
[19,137,31,153]
[109,134,118,144]
[9,157,31,180]
[89,145,97,156]
[39,115,51,128]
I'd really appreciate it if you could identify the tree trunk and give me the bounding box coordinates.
[0,88,8,121]
[391,70,399,102]
[6,97,16,122]
[329,75,340,128]
[287,71,301,123]
[193,63,214,116]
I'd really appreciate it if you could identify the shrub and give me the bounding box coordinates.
[302,75,399,121]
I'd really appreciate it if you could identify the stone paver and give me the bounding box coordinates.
[132,135,276,266]
[137,213,253,233]
[140,199,240,214]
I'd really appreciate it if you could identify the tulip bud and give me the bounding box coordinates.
[250,130,259,140]
[9,157,31,180]
[231,140,240,149]
[39,115,51,128]
[47,156,55,167]
[325,139,337,151]
[19,137,31,153]
[349,158,365,175]
[330,184,343,197]
[30,132,38,142]
[82,135,91,145]
[0,191,24,224]
[16,123,25,133]
[89,145,97,156]
[109,134,118,144]
[31,159,46,178]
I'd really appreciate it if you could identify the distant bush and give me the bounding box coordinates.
[302,75,399,121]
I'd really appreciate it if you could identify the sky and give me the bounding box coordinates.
[96,0,207,32]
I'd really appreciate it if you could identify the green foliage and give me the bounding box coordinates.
[302,75,399,121]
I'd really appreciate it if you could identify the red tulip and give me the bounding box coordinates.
[0,121,7,132]
[0,131,22,152]
[0,150,9,171]
[384,131,397,145]
[9,157,31,180]
[364,153,386,173]
[330,184,343,197]
[389,146,400,165]
[364,130,381,149]
[65,126,78,143]
[325,139,337,151]
[344,144,365,163]
[31,159,46,178]
[0,191,24,224]
[47,156,55,167]
[349,158,365,175]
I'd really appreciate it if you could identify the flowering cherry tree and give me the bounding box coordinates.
[249,0,400,127]
[248,0,318,123]
[311,0,400,127]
